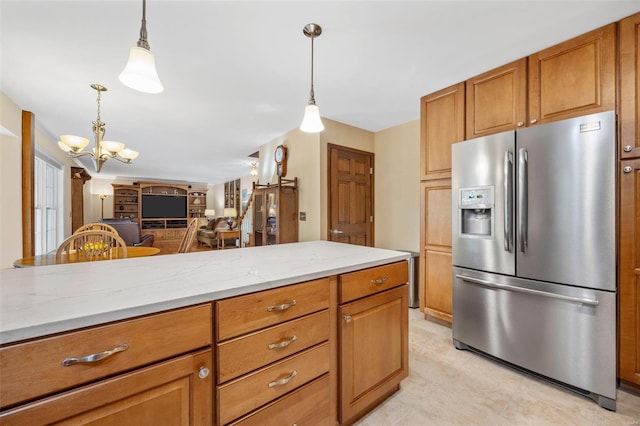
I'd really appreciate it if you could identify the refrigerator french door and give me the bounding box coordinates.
[451,111,617,410]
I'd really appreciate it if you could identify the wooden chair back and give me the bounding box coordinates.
[177,218,199,253]
[74,222,119,235]
[56,230,128,263]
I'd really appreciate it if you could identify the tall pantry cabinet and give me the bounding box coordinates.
[419,22,617,325]
[419,83,465,323]
[618,12,640,389]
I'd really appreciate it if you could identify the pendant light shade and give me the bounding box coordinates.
[119,0,164,94]
[300,104,324,133]
[119,46,163,94]
[299,23,324,133]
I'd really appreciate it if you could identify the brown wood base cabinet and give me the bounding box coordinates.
[338,262,409,425]
[1,262,409,425]
[0,305,213,425]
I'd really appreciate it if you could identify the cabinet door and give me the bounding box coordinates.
[420,180,452,323]
[528,23,615,125]
[253,191,264,246]
[620,13,640,160]
[420,82,465,180]
[0,350,213,425]
[466,58,527,138]
[619,159,640,387]
[339,285,408,424]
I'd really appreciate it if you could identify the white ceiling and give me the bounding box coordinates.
[2,1,638,185]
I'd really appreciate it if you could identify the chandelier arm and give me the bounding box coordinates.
[111,156,134,164]
[65,150,96,159]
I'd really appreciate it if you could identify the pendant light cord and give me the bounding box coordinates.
[137,0,150,50]
[308,36,316,105]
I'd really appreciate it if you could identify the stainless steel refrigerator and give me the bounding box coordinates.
[451,110,617,410]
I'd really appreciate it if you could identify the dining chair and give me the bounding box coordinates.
[56,230,128,263]
[177,218,199,253]
[74,222,119,235]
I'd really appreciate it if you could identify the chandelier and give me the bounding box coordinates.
[57,84,139,173]
[299,23,324,133]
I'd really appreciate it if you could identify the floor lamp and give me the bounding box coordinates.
[98,194,108,219]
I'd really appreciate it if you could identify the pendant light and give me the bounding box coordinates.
[299,23,324,133]
[119,0,164,94]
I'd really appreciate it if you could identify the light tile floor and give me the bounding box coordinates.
[356,308,640,426]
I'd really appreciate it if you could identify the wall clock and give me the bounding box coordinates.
[274,145,288,177]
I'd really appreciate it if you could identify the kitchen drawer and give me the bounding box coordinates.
[0,304,212,409]
[339,261,408,303]
[216,278,330,341]
[217,310,330,383]
[218,342,330,425]
[229,374,331,426]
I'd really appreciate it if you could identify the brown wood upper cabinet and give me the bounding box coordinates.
[466,24,616,139]
[466,58,527,138]
[420,82,465,180]
[619,13,640,160]
[529,23,616,125]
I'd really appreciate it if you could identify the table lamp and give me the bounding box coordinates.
[223,208,237,230]
[204,209,216,220]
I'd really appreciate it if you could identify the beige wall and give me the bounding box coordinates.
[1,92,24,269]
[374,119,420,252]
[1,91,75,269]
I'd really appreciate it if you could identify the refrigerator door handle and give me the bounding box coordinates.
[504,151,513,252]
[455,274,600,306]
[518,148,528,253]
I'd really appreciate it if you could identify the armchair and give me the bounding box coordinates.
[99,218,154,247]
[197,217,229,248]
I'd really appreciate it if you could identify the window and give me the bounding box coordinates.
[34,155,62,255]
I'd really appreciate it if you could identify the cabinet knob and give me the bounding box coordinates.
[198,366,210,379]
[623,145,633,153]
[517,121,524,127]
[530,119,537,124]
[343,315,352,323]
[623,166,633,174]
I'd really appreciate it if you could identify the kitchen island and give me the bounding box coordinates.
[0,241,410,425]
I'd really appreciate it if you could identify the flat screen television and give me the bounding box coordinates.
[142,195,187,218]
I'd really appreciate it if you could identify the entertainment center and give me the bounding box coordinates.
[112,182,208,243]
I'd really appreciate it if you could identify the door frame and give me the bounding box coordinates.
[326,143,375,246]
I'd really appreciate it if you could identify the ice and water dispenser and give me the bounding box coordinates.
[458,186,494,238]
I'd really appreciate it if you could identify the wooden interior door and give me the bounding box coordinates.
[328,145,373,246]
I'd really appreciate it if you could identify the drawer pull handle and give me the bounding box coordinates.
[370,276,388,285]
[268,335,298,350]
[267,300,297,312]
[61,343,129,366]
[268,370,297,388]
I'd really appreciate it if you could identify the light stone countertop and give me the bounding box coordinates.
[0,241,409,344]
